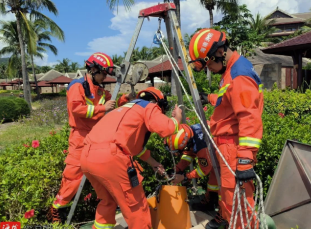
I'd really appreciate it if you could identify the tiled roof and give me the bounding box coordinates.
[148,58,184,73]
[0,82,11,86]
[38,69,63,81]
[249,48,310,67]
[48,76,73,84]
[36,81,51,87]
[263,30,311,49]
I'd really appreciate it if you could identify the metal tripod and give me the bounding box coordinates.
[66,2,221,224]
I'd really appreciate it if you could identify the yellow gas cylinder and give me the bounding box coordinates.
[157,185,192,229]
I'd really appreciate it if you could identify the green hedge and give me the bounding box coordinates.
[1,89,311,225]
[0,124,98,226]
[0,96,30,121]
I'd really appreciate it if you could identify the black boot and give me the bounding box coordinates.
[190,191,218,212]
[205,211,228,229]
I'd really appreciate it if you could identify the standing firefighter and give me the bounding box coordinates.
[80,87,182,229]
[188,29,263,229]
[48,52,131,223]
[165,123,219,212]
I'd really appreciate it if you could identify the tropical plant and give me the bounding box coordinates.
[106,0,135,12]
[70,62,79,72]
[0,0,60,109]
[55,58,71,73]
[111,54,123,66]
[0,63,8,81]
[40,65,52,73]
[28,17,64,97]
[199,0,238,27]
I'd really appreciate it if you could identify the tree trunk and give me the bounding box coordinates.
[209,9,214,27]
[15,13,32,109]
[31,55,40,98]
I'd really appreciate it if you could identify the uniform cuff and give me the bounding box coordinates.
[137,148,151,161]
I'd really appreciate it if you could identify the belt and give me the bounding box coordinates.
[214,135,238,145]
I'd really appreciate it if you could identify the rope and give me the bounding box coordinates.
[155,31,268,229]
[154,149,177,184]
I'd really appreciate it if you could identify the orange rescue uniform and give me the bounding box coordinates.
[81,99,179,229]
[207,51,263,228]
[53,75,128,208]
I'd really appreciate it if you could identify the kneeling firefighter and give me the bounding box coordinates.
[165,122,219,212]
[80,87,182,229]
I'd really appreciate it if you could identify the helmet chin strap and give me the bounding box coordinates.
[211,45,228,75]
[91,71,104,88]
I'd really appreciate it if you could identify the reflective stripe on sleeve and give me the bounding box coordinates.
[86,105,95,118]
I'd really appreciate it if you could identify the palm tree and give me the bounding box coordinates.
[0,63,8,82]
[0,20,22,78]
[70,62,79,72]
[0,0,60,109]
[111,54,123,66]
[29,18,64,97]
[55,58,71,73]
[249,13,276,39]
[40,65,51,73]
[199,0,238,27]
[106,0,135,12]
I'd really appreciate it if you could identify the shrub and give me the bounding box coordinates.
[0,97,19,121]
[20,98,68,126]
[0,96,30,121]
[7,97,30,117]
[0,124,98,226]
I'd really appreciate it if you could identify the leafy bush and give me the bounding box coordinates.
[0,124,98,226]
[7,97,30,117]
[0,96,30,121]
[0,97,19,121]
[159,83,171,95]
[20,98,68,126]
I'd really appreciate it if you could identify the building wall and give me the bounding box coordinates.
[104,82,167,94]
[254,63,283,89]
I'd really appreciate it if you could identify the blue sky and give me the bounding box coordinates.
[1,0,310,68]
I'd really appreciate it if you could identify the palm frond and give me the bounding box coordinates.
[20,10,38,54]
[29,10,64,41]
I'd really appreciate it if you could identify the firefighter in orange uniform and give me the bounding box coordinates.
[188,29,263,229]
[48,52,131,222]
[80,87,182,229]
[165,123,219,211]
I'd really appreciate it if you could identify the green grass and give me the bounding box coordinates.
[0,123,62,152]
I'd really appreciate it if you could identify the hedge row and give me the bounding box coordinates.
[0,96,30,122]
[1,89,311,225]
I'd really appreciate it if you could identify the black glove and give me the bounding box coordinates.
[236,168,256,183]
[199,92,209,105]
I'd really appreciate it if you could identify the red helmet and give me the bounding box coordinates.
[85,52,115,75]
[188,29,227,72]
[137,87,168,113]
[165,124,194,151]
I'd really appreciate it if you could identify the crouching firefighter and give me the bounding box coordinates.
[188,28,263,229]
[80,87,183,229]
[165,122,219,212]
[47,52,132,223]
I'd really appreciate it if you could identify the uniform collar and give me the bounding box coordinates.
[220,51,240,80]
